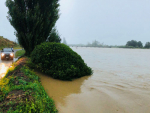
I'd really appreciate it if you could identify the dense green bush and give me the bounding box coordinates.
[31,42,93,80]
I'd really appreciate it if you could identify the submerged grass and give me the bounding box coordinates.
[0,57,57,113]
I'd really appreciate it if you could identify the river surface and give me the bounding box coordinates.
[37,47,150,113]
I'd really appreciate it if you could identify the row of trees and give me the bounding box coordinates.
[69,39,150,49]
[86,40,150,48]
[126,40,150,48]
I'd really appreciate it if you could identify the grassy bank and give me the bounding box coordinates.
[0,36,20,50]
[0,46,22,51]
[13,46,22,50]
[15,50,25,58]
[0,57,57,112]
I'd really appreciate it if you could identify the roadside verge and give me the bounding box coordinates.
[0,57,57,112]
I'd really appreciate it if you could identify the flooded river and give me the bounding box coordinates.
[37,47,150,113]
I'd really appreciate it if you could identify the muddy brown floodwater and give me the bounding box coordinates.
[37,47,150,113]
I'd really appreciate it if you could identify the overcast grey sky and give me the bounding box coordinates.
[0,0,150,45]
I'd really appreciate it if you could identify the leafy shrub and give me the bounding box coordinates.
[31,42,93,80]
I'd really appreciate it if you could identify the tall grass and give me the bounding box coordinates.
[15,50,25,58]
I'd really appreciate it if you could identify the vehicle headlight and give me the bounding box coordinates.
[10,53,13,56]
[1,53,4,57]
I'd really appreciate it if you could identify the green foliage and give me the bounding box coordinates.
[137,41,143,48]
[144,42,150,48]
[0,77,10,101]
[31,42,93,80]
[5,64,19,78]
[15,50,25,58]
[126,40,143,48]
[47,27,61,43]
[0,66,57,113]
[0,36,18,49]
[6,0,60,55]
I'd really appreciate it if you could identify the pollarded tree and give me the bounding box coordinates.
[6,0,60,55]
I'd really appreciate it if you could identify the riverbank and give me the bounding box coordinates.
[0,57,57,112]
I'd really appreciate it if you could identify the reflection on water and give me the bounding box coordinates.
[0,58,17,79]
[0,63,9,79]
[37,48,150,113]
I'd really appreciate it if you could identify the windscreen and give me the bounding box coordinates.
[3,48,12,52]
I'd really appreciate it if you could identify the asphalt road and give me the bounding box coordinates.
[0,49,21,79]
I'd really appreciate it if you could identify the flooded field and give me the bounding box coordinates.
[31,48,150,112]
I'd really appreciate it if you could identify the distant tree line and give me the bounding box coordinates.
[68,40,111,47]
[68,39,150,49]
[144,42,150,48]
[126,40,150,48]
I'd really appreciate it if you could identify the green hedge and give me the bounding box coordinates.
[31,42,93,80]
